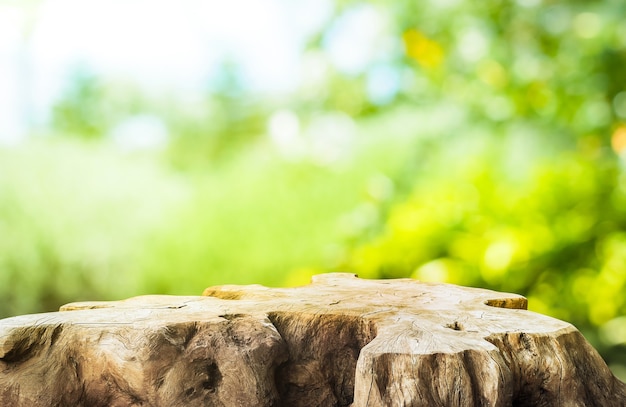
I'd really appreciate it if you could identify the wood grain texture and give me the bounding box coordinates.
[0,273,624,406]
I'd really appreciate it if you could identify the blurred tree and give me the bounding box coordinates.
[309,0,626,373]
[51,67,110,139]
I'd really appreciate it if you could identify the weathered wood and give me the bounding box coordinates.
[0,273,624,406]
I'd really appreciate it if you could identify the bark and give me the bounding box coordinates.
[0,273,624,406]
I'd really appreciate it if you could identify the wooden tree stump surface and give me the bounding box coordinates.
[0,273,624,406]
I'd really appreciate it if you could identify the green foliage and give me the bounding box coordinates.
[51,68,150,140]
[340,128,626,327]
[0,123,411,314]
[165,94,268,170]
[0,141,186,314]
[3,0,626,379]
[51,69,109,139]
[318,0,626,371]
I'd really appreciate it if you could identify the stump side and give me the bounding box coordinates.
[0,273,624,406]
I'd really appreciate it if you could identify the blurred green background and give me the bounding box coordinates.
[1,0,625,379]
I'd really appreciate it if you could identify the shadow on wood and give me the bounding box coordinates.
[1,273,624,406]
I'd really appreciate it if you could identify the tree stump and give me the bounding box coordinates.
[0,273,624,406]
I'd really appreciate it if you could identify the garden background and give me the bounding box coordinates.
[1,0,625,379]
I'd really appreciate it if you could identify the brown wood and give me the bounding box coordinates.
[0,273,624,406]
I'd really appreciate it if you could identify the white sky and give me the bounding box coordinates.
[0,0,396,143]
[0,0,332,140]
[28,0,331,96]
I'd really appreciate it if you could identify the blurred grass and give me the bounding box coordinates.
[138,116,419,292]
[0,118,414,314]
[0,140,187,313]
